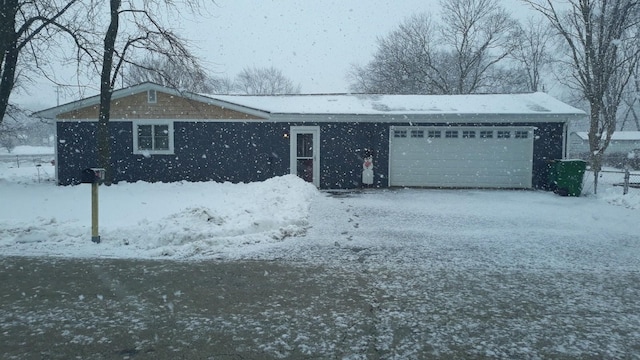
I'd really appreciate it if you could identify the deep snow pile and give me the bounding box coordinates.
[0,150,319,258]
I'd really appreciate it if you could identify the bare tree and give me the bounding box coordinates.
[0,104,51,151]
[439,0,519,94]
[619,57,640,130]
[0,0,79,127]
[124,56,241,94]
[510,18,555,92]
[124,54,213,93]
[70,0,209,183]
[523,0,640,193]
[349,14,441,94]
[349,0,519,95]
[208,75,235,94]
[234,66,301,95]
[0,105,27,152]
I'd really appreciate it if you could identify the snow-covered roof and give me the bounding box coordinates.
[572,131,640,141]
[34,82,585,120]
[208,92,585,116]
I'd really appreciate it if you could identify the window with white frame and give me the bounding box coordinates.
[133,121,174,155]
[515,130,529,139]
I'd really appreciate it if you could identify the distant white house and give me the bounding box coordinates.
[569,131,640,156]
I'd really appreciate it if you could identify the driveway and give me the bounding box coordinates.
[2,189,640,359]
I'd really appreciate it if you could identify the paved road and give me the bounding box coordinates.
[3,255,640,359]
[1,256,375,360]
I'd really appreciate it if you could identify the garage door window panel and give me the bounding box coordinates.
[411,130,424,138]
[428,130,441,138]
[463,131,476,138]
[445,130,459,138]
[480,130,493,138]
[394,130,408,138]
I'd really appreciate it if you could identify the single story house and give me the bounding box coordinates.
[569,131,640,156]
[569,131,640,169]
[35,82,585,190]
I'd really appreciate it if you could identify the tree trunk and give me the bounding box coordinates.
[97,0,121,185]
[0,0,19,126]
[587,102,602,194]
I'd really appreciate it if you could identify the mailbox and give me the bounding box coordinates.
[81,168,106,184]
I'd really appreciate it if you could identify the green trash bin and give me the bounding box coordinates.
[548,159,587,196]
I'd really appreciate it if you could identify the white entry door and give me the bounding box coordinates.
[290,126,320,187]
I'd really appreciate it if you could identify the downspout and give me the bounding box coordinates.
[562,120,568,159]
[54,119,59,185]
[387,125,393,187]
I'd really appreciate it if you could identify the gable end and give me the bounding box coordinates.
[57,91,264,120]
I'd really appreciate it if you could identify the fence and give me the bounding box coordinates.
[582,169,640,195]
[0,154,55,168]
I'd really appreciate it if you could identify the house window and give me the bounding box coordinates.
[462,130,476,138]
[480,130,493,138]
[497,131,511,139]
[427,130,441,138]
[133,121,174,155]
[411,130,424,138]
[515,130,529,139]
[394,130,407,138]
[147,90,157,104]
[445,130,458,138]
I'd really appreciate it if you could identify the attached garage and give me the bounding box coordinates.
[389,126,534,188]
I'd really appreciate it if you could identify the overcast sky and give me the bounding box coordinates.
[12,0,536,111]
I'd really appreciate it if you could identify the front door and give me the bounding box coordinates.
[290,126,320,187]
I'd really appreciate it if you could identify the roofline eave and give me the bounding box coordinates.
[33,82,271,120]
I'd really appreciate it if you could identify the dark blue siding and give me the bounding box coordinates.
[56,122,98,185]
[56,120,564,189]
[318,122,389,188]
[531,122,565,189]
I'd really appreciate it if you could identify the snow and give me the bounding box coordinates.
[0,147,638,259]
[0,160,318,259]
[573,131,640,141]
[209,92,585,116]
[0,145,56,155]
[2,147,640,357]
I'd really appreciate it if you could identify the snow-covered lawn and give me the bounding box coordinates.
[0,147,637,260]
[2,146,640,358]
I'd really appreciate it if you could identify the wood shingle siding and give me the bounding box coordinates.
[57,91,263,120]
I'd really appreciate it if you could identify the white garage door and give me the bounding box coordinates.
[389,126,534,188]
